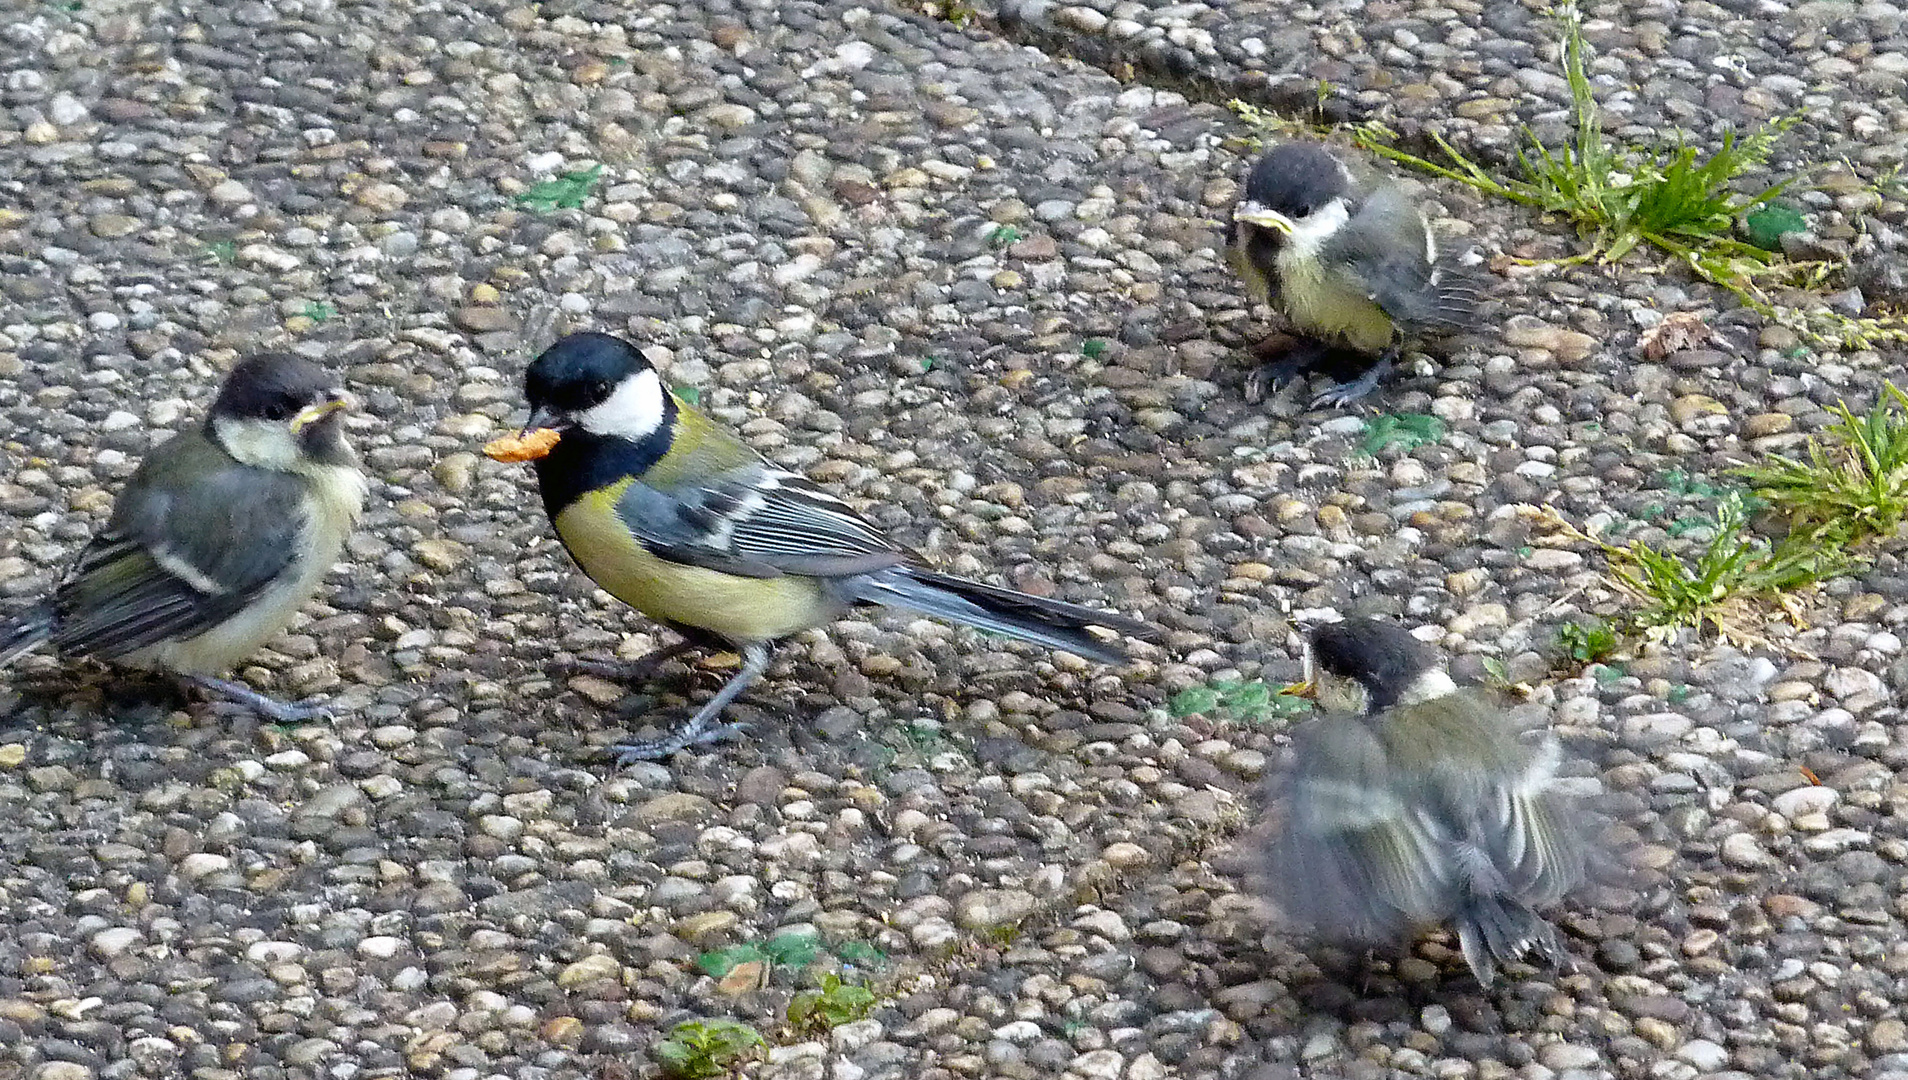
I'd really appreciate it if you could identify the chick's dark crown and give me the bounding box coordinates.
[1244,142,1353,218]
[210,353,342,424]
[525,331,656,417]
[1311,618,1437,703]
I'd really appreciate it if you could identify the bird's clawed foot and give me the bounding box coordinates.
[1243,338,1332,404]
[1244,357,1309,405]
[188,675,332,724]
[1309,353,1395,411]
[599,642,771,765]
[605,718,752,765]
[1245,339,1398,410]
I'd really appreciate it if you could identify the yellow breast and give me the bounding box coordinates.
[1277,249,1396,354]
[555,485,836,644]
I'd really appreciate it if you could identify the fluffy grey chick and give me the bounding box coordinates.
[1259,618,1588,985]
[1228,142,1478,408]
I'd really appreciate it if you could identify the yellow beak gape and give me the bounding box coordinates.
[1281,641,1317,699]
[1232,204,1295,233]
[289,395,351,433]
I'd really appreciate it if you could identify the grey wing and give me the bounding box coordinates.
[1445,736,1590,906]
[53,451,310,658]
[1264,717,1459,941]
[1325,185,1478,331]
[616,462,910,580]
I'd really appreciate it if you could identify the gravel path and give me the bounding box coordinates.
[2,1,1907,1079]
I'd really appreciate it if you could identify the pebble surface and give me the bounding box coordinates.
[1,1,1906,1079]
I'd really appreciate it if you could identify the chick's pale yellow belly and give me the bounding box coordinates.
[555,492,836,643]
[1277,249,1395,353]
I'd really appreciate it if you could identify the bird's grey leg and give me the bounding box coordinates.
[1310,348,1397,410]
[553,638,699,682]
[187,675,331,724]
[606,642,769,763]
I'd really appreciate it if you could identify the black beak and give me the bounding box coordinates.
[522,406,566,436]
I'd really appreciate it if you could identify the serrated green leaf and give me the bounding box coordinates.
[1359,412,1446,456]
[1222,681,1271,709]
[517,164,604,212]
[834,941,886,965]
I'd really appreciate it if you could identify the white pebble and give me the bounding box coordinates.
[177,853,230,880]
[1771,785,1838,820]
[357,935,404,959]
[89,927,142,959]
[246,940,304,964]
[1676,1039,1729,1071]
[1068,1049,1124,1080]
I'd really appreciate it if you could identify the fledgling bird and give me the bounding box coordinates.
[1258,618,1587,986]
[0,354,367,721]
[509,331,1158,763]
[1227,141,1478,408]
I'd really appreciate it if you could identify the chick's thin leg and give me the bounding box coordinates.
[1310,349,1396,410]
[188,675,332,724]
[607,641,768,763]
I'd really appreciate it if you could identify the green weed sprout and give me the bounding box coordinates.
[1737,382,1908,548]
[654,1019,764,1079]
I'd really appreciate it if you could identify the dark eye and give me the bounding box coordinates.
[592,379,615,401]
[264,396,300,422]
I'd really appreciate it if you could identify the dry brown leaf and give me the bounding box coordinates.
[1638,311,1713,360]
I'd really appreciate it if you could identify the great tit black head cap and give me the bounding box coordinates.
[523,332,668,440]
[210,353,349,423]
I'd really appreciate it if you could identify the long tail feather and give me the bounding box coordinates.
[1454,894,1569,987]
[848,567,1155,664]
[0,606,55,668]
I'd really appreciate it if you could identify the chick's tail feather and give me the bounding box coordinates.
[1453,893,1570,987]
[849,566,1155,665]
[0,606,54,668]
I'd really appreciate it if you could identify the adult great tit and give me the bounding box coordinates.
[1227,141,1477,409]
[511,331,1158,763]
[1,354,366,722]
[1258,618,1587,986]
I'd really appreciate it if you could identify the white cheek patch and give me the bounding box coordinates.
[1282,197,1352,261]
[578,368,665,439]
[213,417,301,471]
[1400,668,1459,705]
